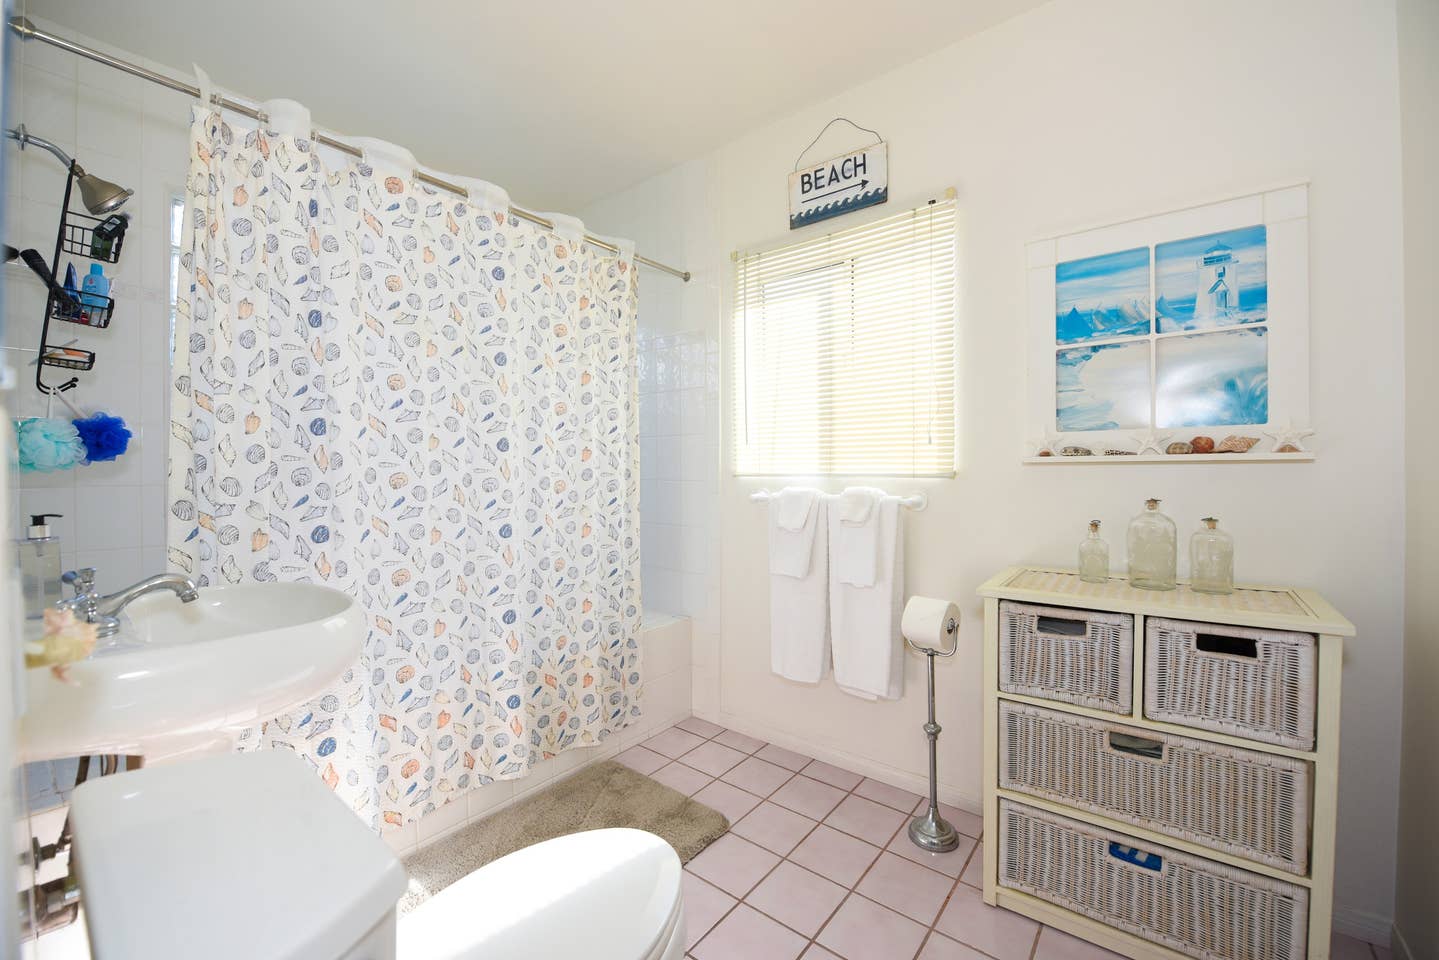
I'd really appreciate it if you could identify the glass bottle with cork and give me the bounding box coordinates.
[1127,498,1177,591]
[1078,520,1109,583]
[1190,516,1235,595]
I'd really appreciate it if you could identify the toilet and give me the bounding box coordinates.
[68,750,685,959]
[397,828,685,960]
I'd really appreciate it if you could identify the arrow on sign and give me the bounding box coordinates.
[808,179,869,203]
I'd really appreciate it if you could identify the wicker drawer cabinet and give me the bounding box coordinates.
[979,567,1353,960]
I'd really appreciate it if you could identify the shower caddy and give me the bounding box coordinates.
[30,167,123,394]
[978,566,1352,960]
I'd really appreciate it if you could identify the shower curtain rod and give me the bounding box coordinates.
[7,17,692,282]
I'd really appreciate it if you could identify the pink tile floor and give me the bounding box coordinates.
[618,718,1392,960]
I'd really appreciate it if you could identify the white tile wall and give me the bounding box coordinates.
[638,328,718,619]
[387,615,694,857]
[6,14,192,595]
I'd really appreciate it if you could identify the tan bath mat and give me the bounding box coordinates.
[398,759,729,913]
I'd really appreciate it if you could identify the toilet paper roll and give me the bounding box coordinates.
[901,596,961,654]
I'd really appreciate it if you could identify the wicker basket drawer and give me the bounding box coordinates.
[999,701,1312,873]
[999,800,1309,960]
[1145,617,1317,751]
[999,602,1132,713]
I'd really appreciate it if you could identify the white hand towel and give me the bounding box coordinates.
[774,487,816,532]
[769,491,830,683]
[768,487,821,577]
[830,497,904,700]
[832,487,885,588]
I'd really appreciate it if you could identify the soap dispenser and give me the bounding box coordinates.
[18,514,64,620]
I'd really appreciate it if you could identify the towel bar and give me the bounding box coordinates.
[748,490,927,510]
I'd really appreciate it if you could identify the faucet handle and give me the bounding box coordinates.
[61,567,96,597]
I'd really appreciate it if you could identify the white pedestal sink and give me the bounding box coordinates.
[20,583,364,765]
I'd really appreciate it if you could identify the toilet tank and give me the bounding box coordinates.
[69,750,407,960]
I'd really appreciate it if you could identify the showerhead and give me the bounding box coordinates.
[6,125,133,214]
[73,167,133,215]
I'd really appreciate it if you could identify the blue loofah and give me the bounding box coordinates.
[15,417,85,473]
[72,412,132,463]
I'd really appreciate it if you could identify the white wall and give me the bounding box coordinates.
[587,0,1407,937]
[637,325,719,617]
[5,10,192,594]
[586,159,727,714]
[1393,0,1438,955]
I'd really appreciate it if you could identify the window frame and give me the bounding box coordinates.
[732,194,959,479]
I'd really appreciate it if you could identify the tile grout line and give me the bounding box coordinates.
[807,793,944,960]
[671,719,987,960]
[671,721,942,958]
[683,723,868,957]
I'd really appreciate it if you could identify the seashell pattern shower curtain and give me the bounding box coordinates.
[167,106,642,829]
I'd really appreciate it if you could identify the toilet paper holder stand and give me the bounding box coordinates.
[905,615,961,853]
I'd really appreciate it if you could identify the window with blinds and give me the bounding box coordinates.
[734,197,957,477]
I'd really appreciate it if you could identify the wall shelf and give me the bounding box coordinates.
[1023,452,1314,465]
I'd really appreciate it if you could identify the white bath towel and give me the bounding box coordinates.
[829,495,904,700]
[769,490,830,683]
[832,486,885,587]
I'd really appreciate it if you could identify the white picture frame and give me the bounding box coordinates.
[1024,184,1313,463]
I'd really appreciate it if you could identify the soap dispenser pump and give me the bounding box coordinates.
[19,514,64,620]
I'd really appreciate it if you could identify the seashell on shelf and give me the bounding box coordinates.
[1166,441,1193,455]
[1216,435,1259,453]
[1059,445,1093,457]
[1037,449,1054,457]
[1103,449,1136,456]
[1190,436,1216,454]
[1276,442,1302,453]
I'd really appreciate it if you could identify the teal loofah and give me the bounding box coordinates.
[15,417,85,473]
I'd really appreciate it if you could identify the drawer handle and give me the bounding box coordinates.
[1108,732,1164,760]
[1194,632,1259,659]
[1108,841,1163,872]
[1035,615,1087,638]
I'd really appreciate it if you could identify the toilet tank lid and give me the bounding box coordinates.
[70,750,407,960]
[397,828,683,960]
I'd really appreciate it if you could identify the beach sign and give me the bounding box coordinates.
[788,142,888,230]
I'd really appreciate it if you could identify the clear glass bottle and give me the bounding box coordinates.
[1127,498,1177,591]
[17,513,63,620]
[1190,516,1235,595]
[1078,520,1109,583]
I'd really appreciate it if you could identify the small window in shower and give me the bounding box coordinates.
[168,194,184,358]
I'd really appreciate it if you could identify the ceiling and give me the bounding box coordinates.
[27,0,1046,211]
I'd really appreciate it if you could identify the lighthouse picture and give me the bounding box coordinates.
[1155,224,1268,333]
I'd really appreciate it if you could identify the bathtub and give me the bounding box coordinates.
[643,607,685,630]
[638,609,692,734]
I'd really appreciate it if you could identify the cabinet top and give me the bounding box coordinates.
[978,566,1355,636]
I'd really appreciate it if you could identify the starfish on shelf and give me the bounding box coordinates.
[1130,429,1173,456]
[1262,422,1316,453]
[1028,430,1062,457]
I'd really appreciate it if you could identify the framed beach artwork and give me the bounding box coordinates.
[1024,184,1312,462]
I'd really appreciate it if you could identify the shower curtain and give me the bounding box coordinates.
[167,105,642,829]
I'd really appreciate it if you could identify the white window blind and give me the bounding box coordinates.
[734,198,957,477]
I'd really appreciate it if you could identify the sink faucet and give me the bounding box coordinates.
[59,568,201,638]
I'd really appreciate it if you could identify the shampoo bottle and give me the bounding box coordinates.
[80,263,109,308]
